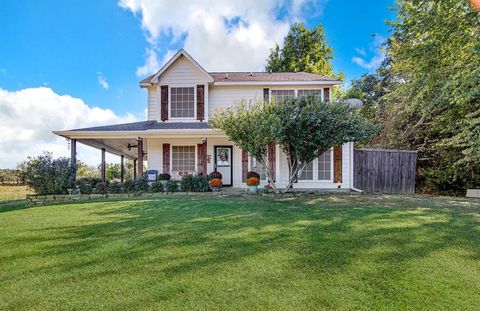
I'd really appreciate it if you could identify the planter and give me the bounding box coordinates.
[210,186,222,192]
[248,185,258,193]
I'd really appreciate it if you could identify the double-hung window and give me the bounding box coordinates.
[296,150,332,181]
[271,89,295,102]
[297,89,322,99]
[172,146,196,173]
[170,87,194,118]
[250,157,267,180]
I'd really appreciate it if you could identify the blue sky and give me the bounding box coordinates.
[0,0,396,167]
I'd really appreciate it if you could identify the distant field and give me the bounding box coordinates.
[0,185,33,202]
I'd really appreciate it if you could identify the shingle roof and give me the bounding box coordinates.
[70,121,211,132]
[140,71,341,85]
[209,72,341,82]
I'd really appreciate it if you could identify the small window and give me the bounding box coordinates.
[171,87,194,118]
[297,89,322,99]
[298,161,314,180]
[318,150,332,180]
[250,157,267,180]
[271,90,295,102]
[172,146,196,172]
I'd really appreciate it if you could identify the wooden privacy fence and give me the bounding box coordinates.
[354,148,417,194]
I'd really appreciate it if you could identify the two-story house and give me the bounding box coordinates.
[54,49,353,189]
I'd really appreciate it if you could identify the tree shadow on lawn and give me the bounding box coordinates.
[9,195,480,304]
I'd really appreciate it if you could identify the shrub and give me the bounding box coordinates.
[208,171,222,180]
[93,181,108,194]
[166,180,178,192]
[247,177,260,186]
[76,177,102,195]
[150,181,164,193]
[123,179,135,193]
[181,174,210,192]
[247,171,260,179]
[209,178,223,187]
[158,173,171,181]
[108,181,122,194]
[134,176,149,192]
[20,152,73,195]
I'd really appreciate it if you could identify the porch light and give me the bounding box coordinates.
[201,137,207,144]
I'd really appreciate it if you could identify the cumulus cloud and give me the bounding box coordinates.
[0,87,136,168]
[97,72,109,90]
[352,34,386,71]
[119,0,327,76]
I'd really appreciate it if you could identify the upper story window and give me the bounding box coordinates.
[171,87,194,118]
[271,89,295,102]
[297,89,322,99]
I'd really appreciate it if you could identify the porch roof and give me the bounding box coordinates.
[67,120,211,132]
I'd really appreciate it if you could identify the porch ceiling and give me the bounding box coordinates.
[77,138,139,160]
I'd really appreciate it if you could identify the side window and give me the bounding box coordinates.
[318,150,332,180]
[250,157,267,180]
[271,90,295,102]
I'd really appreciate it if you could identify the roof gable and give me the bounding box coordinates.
[147,49,213,85]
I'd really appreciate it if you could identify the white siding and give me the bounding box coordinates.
[147,86,160,121]
[159,55,209,85]
[208,85,263,115]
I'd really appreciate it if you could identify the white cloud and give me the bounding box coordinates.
[97,72,109,90]
[352,34,386,71]
[135,48,161,77]
[119,0,327,76]
[0,87,136,168]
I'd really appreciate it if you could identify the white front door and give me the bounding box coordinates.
[215,146,233,186]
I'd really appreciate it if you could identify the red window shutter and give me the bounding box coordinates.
[197,85,205,121]
[333,145,342,183]
[162,143,170,174]
[268,142,276,182]
[263,88,269,101]
[197,143,207,175]
[242,149,248,182]
[323,88,330,102]
[161,85,168,121]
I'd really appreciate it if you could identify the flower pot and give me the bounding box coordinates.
[211,186,221,192]
[248,185,258,193]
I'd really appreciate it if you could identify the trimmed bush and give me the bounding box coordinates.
[134,176,149,192]
[208,171,222,180]
[93,181,108,194]
[180,174,210,192]
[166,180,178,192]
[158,173,171,181]
[123,179,135,193]
[108,181,123,194]
[247,171,260,179]
[150,181,164,193]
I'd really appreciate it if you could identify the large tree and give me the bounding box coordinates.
[212,97,376,193]
[265,22,341,78]
[378,0,480,193]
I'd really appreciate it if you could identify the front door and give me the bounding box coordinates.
[214,146,233,186]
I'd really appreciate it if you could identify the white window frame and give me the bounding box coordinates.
[168,85,197,121]
[248,155,268,182]
[170,144,198,176]
[270,87,327,102]
[296,148,334,183]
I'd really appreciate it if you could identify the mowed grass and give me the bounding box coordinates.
[0,195,479,310]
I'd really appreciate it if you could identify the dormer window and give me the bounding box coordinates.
[171,87,194,118]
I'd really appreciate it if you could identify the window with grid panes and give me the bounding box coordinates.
[298,161,314,180]
[318,150,332,180]
[172,146,196,172]
[271,89,295,102]
[297,89,322,99]
[171,87,194,118]
[250,157,267,180]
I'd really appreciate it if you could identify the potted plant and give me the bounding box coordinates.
[208,171,222,180]
[208,178,223,192]
[246,176,260,193]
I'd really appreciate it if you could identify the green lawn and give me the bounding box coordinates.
[0,195,479,310]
